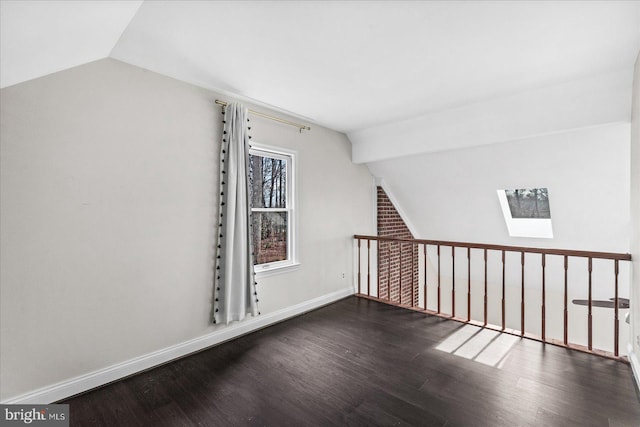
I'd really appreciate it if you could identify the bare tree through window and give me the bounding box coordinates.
[505,188,551,219]
[250,152,289,265]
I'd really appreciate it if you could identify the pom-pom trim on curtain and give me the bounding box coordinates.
[212,102,260,324]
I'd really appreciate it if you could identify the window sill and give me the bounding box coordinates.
[255,262,300,278]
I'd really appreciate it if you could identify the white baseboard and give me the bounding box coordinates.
[629,344,640,392]
[2,287,354,404]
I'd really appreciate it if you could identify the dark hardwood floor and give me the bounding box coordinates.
[62,297,640,426]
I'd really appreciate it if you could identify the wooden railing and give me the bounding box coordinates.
[354,235,632,361]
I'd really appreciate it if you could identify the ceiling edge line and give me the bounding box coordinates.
[108,0,145,58]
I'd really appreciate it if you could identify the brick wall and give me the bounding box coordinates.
[377,186,419,306]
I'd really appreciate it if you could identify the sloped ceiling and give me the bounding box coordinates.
[0,0,640,163]
[2,1,639,138]
[116,1,640,135]
[0,1,143,89]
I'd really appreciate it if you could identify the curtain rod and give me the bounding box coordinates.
[215,100,311,132]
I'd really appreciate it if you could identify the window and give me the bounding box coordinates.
[497,188,553,238]
[249,145,297,273]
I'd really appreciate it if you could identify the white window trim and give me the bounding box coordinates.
[250,143,298,276]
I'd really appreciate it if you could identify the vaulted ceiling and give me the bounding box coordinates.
[2,1,639,156]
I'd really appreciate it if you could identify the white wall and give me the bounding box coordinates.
[367,123,630,254]
[0,58,375,401]
[365,123,632,356]
[630,52,640,382]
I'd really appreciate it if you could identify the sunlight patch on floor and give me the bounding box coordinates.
[435,324,520,368]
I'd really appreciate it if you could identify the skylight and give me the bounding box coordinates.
[497,188,553,238]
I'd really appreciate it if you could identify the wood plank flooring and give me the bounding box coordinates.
[62,297,640,426]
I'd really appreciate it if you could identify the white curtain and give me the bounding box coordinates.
[212,102,259,324]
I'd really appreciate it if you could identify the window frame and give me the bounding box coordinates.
[249,143,298,276]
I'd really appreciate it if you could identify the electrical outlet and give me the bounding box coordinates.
[342,272,345,279]
[637,335,640,346]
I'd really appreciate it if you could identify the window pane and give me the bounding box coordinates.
[251,211,288,265]
[250,154,287,208]
[505,188,551,218]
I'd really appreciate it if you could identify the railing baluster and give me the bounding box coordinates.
[354,234,632,362]
[424,244,428,310]
[467,247,471,322]
[411,242,415,307]
[483,249,488,327]
[387,242,393,301]
[399,242,403,305]
[452,246,456,318]
[588,257,593,351]
[614,259,619,357]
[521,251,525,336]
[357,238,361,295]
[501,250,505,331]
[367,239,371,296]
[564,255,568,346]
[377,241,381,299]
[437,245,441,314]
[541,253,546,342]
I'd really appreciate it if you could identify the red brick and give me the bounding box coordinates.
[377,187,419,306]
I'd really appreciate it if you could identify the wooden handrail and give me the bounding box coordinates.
[354,235,631,261]
[354,234,631,362]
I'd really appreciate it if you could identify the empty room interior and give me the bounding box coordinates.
[2,1,640,426]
